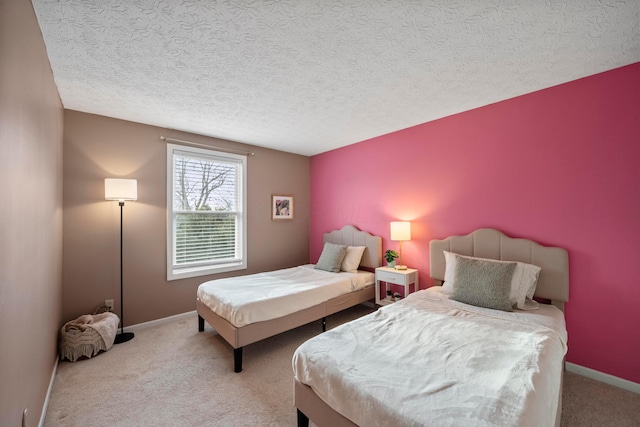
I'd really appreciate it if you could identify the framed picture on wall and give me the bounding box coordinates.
[272,195,294,220]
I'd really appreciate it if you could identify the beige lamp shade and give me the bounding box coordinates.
[105,178,138,201]
[390,221,411,241]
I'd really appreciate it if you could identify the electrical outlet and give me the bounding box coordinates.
[105,299,114,311]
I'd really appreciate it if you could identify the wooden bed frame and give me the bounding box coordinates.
[295,228,569,427]
[197,225,382,373]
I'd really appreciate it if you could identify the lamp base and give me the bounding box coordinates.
[394,265,408,270]
[114,332,135,344]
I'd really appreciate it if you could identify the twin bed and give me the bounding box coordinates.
[196,225,382,372]
[196,226,569,426]
[293,228,569,427]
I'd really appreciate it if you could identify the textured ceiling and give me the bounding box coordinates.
[32,1,639,156]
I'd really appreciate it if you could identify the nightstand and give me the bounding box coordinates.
[375,267,419,306]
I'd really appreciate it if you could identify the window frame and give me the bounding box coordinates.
[166,143,247,281]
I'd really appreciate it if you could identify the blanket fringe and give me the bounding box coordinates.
[59,331,107,362]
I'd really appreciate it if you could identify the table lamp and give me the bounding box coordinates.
[390,221,411,270]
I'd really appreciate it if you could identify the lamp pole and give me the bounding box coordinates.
[114,200,134,344]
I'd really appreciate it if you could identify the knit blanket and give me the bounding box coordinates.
[60,312,119,361]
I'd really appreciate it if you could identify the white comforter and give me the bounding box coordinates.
[197,264,374,327]
[293,287,568,427]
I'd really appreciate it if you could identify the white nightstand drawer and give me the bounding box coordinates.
[375,267,419,306]
[377,271,404,285]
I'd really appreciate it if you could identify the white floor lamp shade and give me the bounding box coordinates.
[105,178,137,201]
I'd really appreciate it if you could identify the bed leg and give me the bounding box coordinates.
[322,317,326,332]
[297,409,309,427]
[234,347,243,373]
[198,315,204,332]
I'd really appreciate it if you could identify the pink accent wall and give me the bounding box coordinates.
[310,63,640,384]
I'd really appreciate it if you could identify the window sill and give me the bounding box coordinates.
[168,262,246,281]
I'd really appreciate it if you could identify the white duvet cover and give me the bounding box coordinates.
[197,264,374,328]
[293,287,568,427]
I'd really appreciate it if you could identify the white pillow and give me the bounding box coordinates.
[341,246,366,273]
[442,251,541,310]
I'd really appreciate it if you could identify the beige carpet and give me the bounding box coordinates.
[44,305,640,426]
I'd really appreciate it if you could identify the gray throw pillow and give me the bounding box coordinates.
[315,243,348,273]
[450,255,516,312]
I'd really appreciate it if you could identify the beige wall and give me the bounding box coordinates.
[0,1,64,426]
[63,111,310,326]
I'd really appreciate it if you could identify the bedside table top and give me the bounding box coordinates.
[376,266,418,274]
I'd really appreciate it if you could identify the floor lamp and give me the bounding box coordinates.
[105,178,137,344]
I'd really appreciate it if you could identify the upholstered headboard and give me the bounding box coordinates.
[324,225,382,269]
[430,228,569,310]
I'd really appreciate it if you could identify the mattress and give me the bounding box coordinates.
[292,287,568,427]
[197,264,374,328]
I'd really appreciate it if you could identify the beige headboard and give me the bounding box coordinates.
[324,225,382,269]
[430,228,569,310]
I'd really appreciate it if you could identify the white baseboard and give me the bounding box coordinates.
[122,310,197,333]
[566,362,640,394]
[39,356,59,427]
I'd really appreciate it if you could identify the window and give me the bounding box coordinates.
[167,144,247,280]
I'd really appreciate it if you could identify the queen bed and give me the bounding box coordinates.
[293,228,569,427]
[197,225,382,372]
